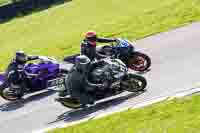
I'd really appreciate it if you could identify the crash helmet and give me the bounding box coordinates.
[75,55,91,72]
[84,31,97,46]
[15,51,27,64]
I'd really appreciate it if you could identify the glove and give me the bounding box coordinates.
[115,38,121,44]
[101,81,109,89]
[39,56,48,60]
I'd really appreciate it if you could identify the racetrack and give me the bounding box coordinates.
[1,22,200,133]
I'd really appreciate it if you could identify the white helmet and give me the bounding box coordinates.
[75,55,91,72]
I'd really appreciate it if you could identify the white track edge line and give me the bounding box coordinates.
[32,87,200,133]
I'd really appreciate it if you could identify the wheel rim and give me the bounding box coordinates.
[128,56,147,71]
[2,88,18,101]
[123,78,143,92]
[130,78,143,91]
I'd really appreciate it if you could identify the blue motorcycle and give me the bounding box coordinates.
[0,56,71,101]
[96,39,151,72]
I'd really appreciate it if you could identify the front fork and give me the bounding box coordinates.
[58,84,69,97]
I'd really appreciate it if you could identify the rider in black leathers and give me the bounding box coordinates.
[5,51,39,95]
[62,55,107,105]
[81,31,118,61]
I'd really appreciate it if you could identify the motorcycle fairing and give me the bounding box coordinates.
[0,73,6,86]
[117,39,130,48]
[63,54,80,64]
[25,62,59,78]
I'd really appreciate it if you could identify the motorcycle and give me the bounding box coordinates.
[96,39,151,72]
[0,56,71,101]
[56,58,147,109]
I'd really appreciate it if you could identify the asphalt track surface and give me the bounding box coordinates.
[0,22,200,133]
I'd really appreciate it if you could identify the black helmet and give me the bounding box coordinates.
[75,55,91,72]
[15,51,27,64]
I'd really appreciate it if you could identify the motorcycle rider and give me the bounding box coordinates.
[5,51,40,95]
[61,55,107,105]
[81,31,118,61]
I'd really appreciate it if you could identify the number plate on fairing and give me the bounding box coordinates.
[47,78,65,88]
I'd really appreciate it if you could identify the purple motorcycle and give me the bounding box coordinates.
[0,56,72,101]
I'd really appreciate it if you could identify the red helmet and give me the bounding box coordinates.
[85,31,97,46]
[85,31,97,39]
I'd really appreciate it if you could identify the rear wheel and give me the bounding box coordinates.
[128,52,151,72]
[56,97,84,109]
[120,74,147,92]
[0,86,23,101]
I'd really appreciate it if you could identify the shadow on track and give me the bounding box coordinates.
[0,89,56,112]
[49,91,146,124]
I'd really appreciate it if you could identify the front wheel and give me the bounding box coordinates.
[0,85,23,101]
[128,52,151,72]
[120,74,147,92]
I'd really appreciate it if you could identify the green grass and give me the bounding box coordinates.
[0,0,200,71]
[0,0,10,5]
[49,94,200,133]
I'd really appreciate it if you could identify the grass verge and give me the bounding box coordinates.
[49,94,200,133]
[0,0,10,5]
[0,0,200,71]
